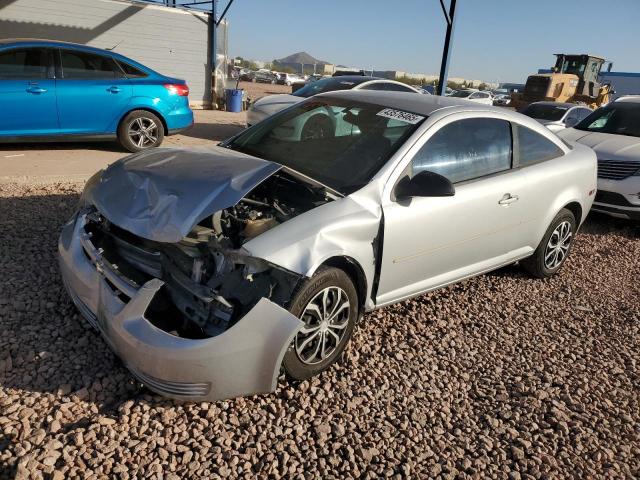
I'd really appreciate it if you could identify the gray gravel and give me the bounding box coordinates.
[1,181,639,479]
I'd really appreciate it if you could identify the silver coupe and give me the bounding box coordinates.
[59,91,596,401]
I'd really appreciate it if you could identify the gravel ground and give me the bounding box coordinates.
[1,182,639,479]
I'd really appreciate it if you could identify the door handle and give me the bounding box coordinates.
[107,86,122,93]
[26,86,47,94]
[498,193,519,206]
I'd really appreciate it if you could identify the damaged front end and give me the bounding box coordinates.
[60,154,337,400]
[82,169,331,338]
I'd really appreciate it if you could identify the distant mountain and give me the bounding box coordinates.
[275,51,330,65]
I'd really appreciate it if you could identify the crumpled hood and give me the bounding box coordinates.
[84,146,281,243]
[558,129,640,162]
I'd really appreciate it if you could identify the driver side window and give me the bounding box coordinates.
[411,118,512,183]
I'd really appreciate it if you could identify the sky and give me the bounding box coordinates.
[221,0,640,83]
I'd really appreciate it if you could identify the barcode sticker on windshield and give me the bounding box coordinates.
[377,108,424,124]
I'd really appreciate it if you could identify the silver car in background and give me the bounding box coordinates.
[521,102,593,132]
[558,96,640,220]
[59,92,596,401]
[247,75,422,127]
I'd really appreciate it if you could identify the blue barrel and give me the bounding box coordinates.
[225,89,243,112]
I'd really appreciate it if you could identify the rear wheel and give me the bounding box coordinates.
[117,110,164,152]
[283,267,358,381]
[522,208,576,278]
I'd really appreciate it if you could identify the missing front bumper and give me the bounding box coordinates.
[59,214,303,401]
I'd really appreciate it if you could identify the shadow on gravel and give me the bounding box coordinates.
[0,140,125,154]
[581,212,640,239]
[178,119,245,142]
[0,433,17,478]
[0,190,142,407]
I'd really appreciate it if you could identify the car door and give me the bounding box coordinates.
[55,48,132,135]
[376,115,531,306]
[0,47,58,136]
[508,122,570,248]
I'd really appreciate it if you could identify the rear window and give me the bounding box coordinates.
[117,60,147,78]
[515,125,564,166]
[521,104,569,121]
[292,77,367,98]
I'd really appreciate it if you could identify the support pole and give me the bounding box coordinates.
[436,0,457,96]
[211,0,218,108]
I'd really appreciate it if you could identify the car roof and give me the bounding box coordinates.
[0,38,160,76]
[615,95,640,103]
[0,38,99,50]
[529,101,578,108]
[333,75,383,82]
[318,90,513,116]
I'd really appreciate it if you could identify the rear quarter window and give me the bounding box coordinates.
[514,125,564,166]
[117,60,148,78]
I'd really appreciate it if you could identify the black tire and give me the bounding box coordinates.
[283,267,358,381]
[117,110,165,152]
[522,208,576,279]
[301,114,333,140]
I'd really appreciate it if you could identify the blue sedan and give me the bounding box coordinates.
[0,39,194,152]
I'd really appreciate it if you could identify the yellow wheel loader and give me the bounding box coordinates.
[511,54,613,111]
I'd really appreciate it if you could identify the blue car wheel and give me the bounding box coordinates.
[118,110,165,152]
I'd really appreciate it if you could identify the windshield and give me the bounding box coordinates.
[522,104,569,121]
[560,57,586,76]
[292,77,365,98]
[574,102,640,138]
[224,98,426,194]
[450,90,472,98]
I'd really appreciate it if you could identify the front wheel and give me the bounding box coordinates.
[283,267,358,381]
[117,110,164,152]
[522,208,576,278]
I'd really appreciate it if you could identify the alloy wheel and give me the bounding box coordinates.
[544,220,572,269]
[128,117,159,148]
[295,286,350,365]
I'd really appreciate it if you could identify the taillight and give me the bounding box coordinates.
[164,84,189,96]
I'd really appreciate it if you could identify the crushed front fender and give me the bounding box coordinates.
[59,215,304,401]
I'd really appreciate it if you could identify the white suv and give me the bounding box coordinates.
[558,96,640,221]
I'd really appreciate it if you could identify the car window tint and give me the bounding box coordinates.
[381,83,415,92]
[578,109,591,121]
[360,83,386,91]
[227,99,425,194]
[61,50,121,79]
[0,48,49,79]
[515,125,564,166]
[411,118,512,183]
[117,60,147,78]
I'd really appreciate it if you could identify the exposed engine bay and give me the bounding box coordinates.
[83,172,335,338]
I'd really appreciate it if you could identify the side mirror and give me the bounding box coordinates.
[394,171,455,200]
